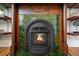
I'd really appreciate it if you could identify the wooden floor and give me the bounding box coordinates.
[68,47,79,56]
[1,47,79,56]
[0,47,10,56]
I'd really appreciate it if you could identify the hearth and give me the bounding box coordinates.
[25,19,54,55]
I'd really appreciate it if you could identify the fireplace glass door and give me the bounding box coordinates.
[32,33,48,46]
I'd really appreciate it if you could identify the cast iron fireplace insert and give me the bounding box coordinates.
[25,19,54,55]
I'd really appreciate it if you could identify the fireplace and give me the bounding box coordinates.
[32,33,47,46]
[25,19,54,55]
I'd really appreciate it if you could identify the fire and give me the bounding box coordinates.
[37,34,44,42]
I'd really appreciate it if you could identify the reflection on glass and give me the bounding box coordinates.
[34,33,45,43]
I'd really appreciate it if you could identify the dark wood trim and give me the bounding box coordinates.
[13,4,19,52]
[16,3,61,7]
[59,4,63,51]
[69,3,77,9]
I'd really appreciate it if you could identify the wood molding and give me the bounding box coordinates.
[63,4,68,54]
[59,4,63,51]
[13,4,19,52]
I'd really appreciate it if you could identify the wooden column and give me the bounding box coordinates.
[63,4,68,54]
[10,3,15,55]
[13,4,19,52]
[59,4,63,51]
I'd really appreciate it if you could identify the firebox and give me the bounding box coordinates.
[25,19,54,55]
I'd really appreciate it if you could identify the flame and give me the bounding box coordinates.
[37,34,44,42]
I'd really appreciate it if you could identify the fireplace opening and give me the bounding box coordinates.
[25,19,54,55]
[33,33,47,45]
[35,33,45,42]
